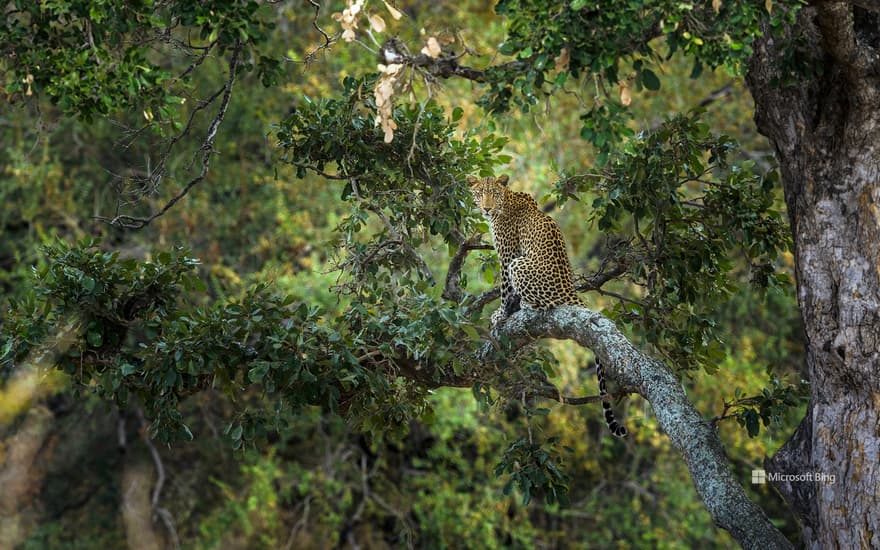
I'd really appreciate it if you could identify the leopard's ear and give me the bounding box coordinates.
[496,174,510,186]
[466,175,479,188]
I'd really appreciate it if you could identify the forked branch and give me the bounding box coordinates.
[443,233,494,303]
[98,41,243,230]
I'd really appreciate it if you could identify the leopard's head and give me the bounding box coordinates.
[467,174,510,219]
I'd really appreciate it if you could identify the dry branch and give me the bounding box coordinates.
[98,41,243,230]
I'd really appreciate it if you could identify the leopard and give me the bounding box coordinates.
[467,174,627,437]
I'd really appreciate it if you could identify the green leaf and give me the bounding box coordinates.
[87,329,103,347]
[248,363,269,382]
[744,410,760,437]
[230,424,243,441]
[641,69,661,91]
[82,276,96,292]
[461,324,480,340]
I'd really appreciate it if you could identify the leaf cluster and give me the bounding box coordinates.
[481,0,803,158]
[495,436,571,506]
[276,75,508,244]
[275,76,511,371]
[1,0,281,123]
[1,240,369,442]
[568,112,791,372]
[717,367,808,437]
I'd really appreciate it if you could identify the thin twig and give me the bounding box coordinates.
[464,287,501,317]
[523,391,533,444]
[173,38,218,84]
[406,73,432,168]
[86,19,102,65]
[283,497,312,550]
[531,384,626,405]
[593,287,645,308]
[710,396,760,425]
[697,82,734,108]
[98,41,243,229]
[366,491,416,550]
[117,409,127,451]
[302,0,335,64]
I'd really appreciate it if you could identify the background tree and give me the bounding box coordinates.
[3,1,871,549]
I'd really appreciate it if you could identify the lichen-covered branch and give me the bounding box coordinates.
[477,305,793,550]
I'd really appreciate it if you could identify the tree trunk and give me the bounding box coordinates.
[121,457,164,550]
[746,5,880,548]
[0,405,56,547]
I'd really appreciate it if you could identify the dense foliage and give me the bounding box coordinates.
[2,0,280,122]
[481,0,802,160]
[0,1,811,547]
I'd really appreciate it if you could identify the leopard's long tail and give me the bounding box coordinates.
[597,362,628,437]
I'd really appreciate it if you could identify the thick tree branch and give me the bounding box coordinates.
[814,2,876,80]
[460,263,629,318]
[764,413,818,538]
[478,305,793,550]
[389,349,623,405]
[379,16,663,85]
[748,7,880,546]
[364,303,795,548]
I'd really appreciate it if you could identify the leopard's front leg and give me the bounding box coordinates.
[491,254,521,326]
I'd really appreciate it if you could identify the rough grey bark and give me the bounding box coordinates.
[746,5,880,548]
[482,306,793,550]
